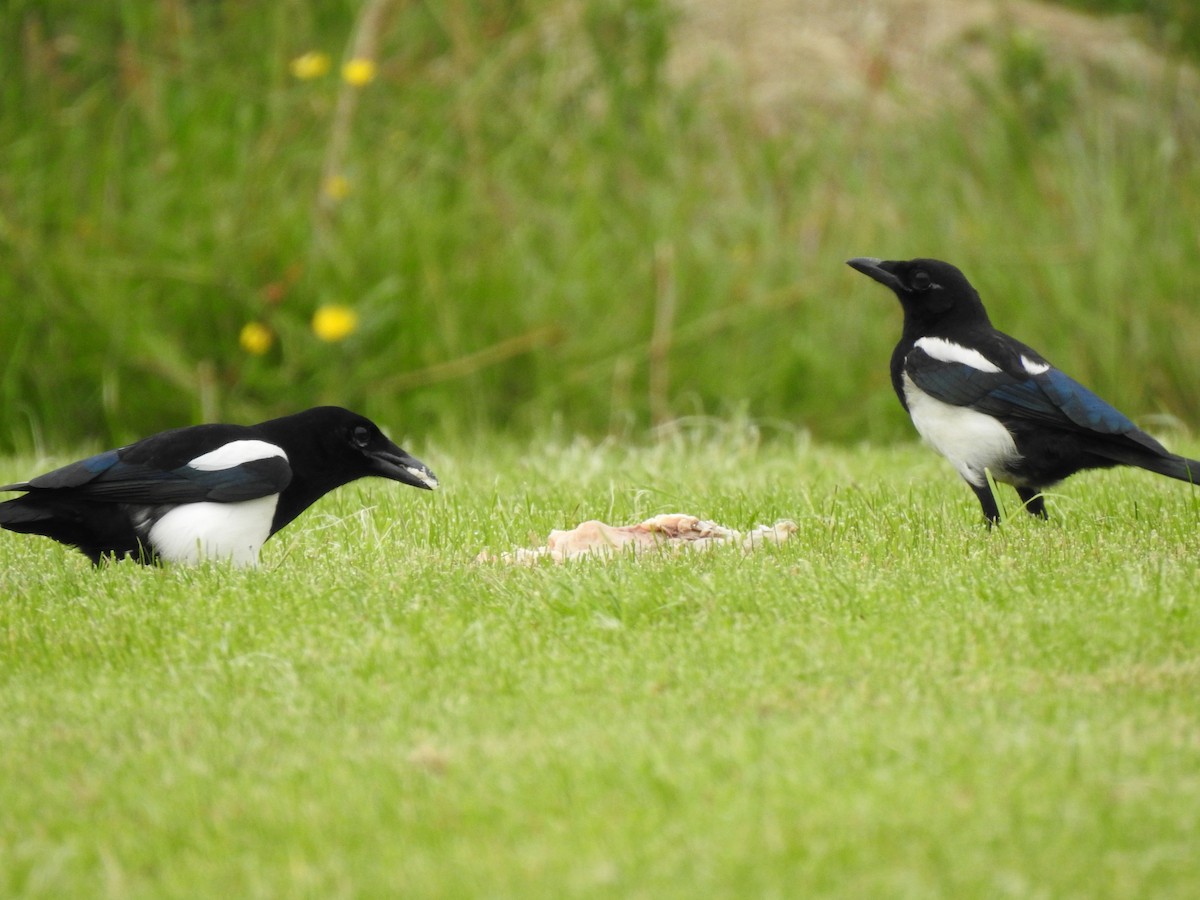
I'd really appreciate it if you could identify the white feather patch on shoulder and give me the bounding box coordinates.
[914,337,1001,374]
[148,495,280,566]
[1020,355,1051,375]
[188,440,288,471]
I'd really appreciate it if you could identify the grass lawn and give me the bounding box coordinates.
[2,429,1200,898]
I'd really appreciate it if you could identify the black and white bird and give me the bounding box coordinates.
[848,256,1200,522]
[0,406,438,565]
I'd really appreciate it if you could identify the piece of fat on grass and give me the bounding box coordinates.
[476,513,797,565]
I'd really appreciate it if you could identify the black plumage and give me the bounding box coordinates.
[848,256,1199,522]
[0,406,438,564]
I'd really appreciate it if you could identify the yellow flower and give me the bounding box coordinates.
[239,321,274,356]
[323,174,351,201]
[290,51,331,80]
[312,305,359,342]
[342,58,377,87]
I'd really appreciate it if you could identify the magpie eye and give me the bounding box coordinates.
[351,425,372,448]
[911,271,932,292]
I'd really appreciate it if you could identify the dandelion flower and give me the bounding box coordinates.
[342,58,377,87]
[239,321,274,356]
[323,174,351,201]
[312,305,359,342]
[290,51,331,80]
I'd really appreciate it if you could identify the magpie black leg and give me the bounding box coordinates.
[970,482,1002,526]
[1016,487,1048,520]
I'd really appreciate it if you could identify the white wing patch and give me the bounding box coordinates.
[1020,355,1051,375]
[188,440,288,471]
[902,374,1021,487]
[914,337,1001,374]
[148,495,280,566]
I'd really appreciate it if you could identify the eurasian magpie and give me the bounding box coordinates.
[847,256,1200,522]
[0,406,438,565]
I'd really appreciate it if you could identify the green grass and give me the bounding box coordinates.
[2,1,1200,450]
[3,431,1200,897]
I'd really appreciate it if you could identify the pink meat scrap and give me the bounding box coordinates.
[476,513,797,564]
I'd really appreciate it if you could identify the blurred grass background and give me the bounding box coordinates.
[1,0,1199,453]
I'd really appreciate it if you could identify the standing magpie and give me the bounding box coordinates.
[0,406,438,565]
[847,256,1200,522]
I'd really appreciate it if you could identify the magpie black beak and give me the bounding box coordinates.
[371,446,439,491]
[847,257,904,292]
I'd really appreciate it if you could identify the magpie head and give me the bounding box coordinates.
[271,407,439,492]
[847,257,989,331]
[342,412,439,491]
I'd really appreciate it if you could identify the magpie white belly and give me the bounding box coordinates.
[902,375,1022,487]
[145,494,280,566]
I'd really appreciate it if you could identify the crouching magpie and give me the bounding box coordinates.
[0,406,438,565]
[847,256,1200,522]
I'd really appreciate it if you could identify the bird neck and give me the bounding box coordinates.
[898,280,993,343]
[889,341,911,411]
[900,305,993,346]
[271,468,354,535]
[253,418,354,536]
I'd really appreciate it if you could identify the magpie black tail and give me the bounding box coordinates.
[1103,448,1200,485]
[0,495,51,530]
[1140,454,1200,485]
[0,495,142,564]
